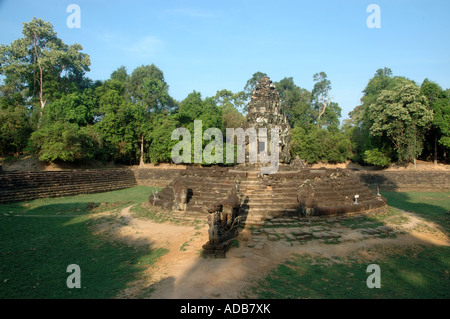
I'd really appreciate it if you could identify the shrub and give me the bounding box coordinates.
[363,148,391,167]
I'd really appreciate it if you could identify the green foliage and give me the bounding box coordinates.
[175,91,225,164]
[96,99,137,163]
[348,68,397,162]
[0,17,91,159]
[0,105,33,156]
[363,148,391,167]
[420,79,450,159]
[213,89,245,128]
[129,64,175,112]
[30,122,99,162]
[178,91,224,131]
[311,72,332,128]
[42,89,97,126]
[348,68,440,165]
[146,113,180,163]
[274,77,313,128]
[368,81,433,163]
[0,18,90,112]
[290,126,351,164]
[1,19,449,167]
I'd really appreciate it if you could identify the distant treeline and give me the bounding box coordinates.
[1,18,449,166]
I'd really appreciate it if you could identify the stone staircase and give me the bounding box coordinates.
[239,171,299,227]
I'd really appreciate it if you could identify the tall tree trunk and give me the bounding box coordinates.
[33,35,46,128]
[317,96,329,129]
[434,135,438,167]
[139,133,145,167]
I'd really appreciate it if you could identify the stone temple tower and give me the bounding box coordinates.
[245,76,291,164]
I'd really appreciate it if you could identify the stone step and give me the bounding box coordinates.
[0,184,137,198]
[308,188,375,196]
[299,196,378,207]
[0,184,136,204]
[0,178,137,189]
[0,176,135,187]
[243,198,297,204]
[0,180,136,192]
[244,193,298,199]
[245,208,299,219]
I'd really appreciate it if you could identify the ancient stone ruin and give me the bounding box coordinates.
[149,166,387,257]
[245,76,291,164]
[149,76,388,257]
[202,191,241,257]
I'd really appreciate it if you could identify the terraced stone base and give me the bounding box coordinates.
[150,166,389,257]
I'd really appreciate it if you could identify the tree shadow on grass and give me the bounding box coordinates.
[381,191,450,234]
[359,171,450,233]
[253,244,450,299]
[0,202,162,299]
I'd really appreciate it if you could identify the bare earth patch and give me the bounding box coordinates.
[91,206,450,299]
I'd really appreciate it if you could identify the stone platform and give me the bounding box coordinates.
[149,165,388,257]
[149,165,387,221]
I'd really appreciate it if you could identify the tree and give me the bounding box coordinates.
[348,68,401,164]
[363,148,391,168]
[213,89,245,129]
[0,105,32,157]
[420,79,450,164]
[30,121,100,162]
[128,64,176,166]
[95,74,137,163]
[146,112,180,163]
[42,88,97,126]
[0,79,32,156]
[290,126,351,164]
[178,91,223,131]
[368,81,433,165]
[311,72,331,128]
[274,77,313,129]
[28,86,100,162]
[110,66,129,83]
[94,65,177,165]
[0,18,90,127]
[176,91,224,164]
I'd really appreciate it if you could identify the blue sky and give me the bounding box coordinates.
[1,0,449,119]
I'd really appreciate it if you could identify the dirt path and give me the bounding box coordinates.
[93,206,449,299]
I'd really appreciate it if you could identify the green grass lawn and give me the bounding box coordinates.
[0,186,165,299]
[251,191,450,299]
[381,191,450,233]
[2,188,449,299]
[252,246,450,299]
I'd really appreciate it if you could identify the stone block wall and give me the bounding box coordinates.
[356,171,450,192]
[132,168,183,187]
[0,169,137,204]
[1,167,448,205]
